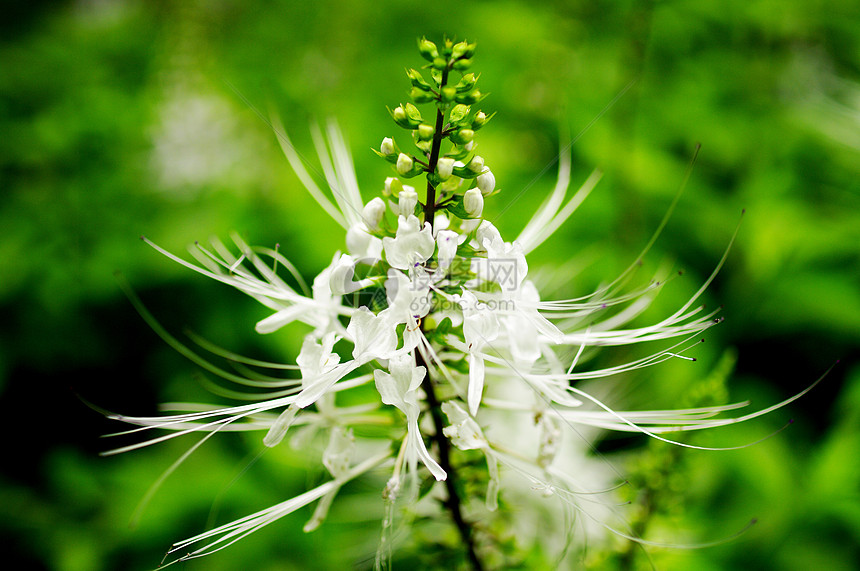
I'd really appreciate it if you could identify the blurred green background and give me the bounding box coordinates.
[2,0,859,569]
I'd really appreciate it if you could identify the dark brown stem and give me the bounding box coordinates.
[417,64,484,571]
[416,349,484,571]
[423,67,448,231]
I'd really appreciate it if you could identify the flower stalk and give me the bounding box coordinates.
[416,346,485,571]
[412,38,484,569]
[423,65,448,232]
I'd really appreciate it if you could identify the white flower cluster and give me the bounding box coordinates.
[113,120,815,567]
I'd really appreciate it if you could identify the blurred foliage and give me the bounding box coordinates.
[1,0,858,569]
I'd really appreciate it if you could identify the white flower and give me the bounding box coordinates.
[503,280,563,365]
[345,222,383,260]
[347,306,398,361]
[374,354,446,480]
[121,117,817,568]
[471,221,528,294]
[442,400,499,510]
[383,176,401,197]
[263,332,342,448]
[328,253,377,295]
[460,217,481,234]
[296,331,341,379]
[303,427,356,531]
[380,137,395,156]
[458,290,499,415]
[382,215,435,270]
[384,268,432,322]
[435,229,459,272]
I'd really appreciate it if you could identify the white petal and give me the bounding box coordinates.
[347,307,398,361]
[255,305,306,334]
[467,354,485,416]
[382,215,436,270]
[346,223,383,260]
[263,405,299,447]
[409,420,447,481]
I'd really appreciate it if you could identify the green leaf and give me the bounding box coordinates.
[435,317,453,335]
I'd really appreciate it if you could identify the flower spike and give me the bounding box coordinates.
[111,37,821,571]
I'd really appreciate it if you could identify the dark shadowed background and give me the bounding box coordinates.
[2,1,859,569]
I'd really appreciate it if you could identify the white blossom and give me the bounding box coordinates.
[382,215,435,270]
[328,253,377,295]
[345,222,383,260]
[117,116,818,568]
[374,354,446,481]
[435,229,459,272]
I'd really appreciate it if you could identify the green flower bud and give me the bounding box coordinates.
[441,38,454,57]
[406,68,432,90]
[444,145,471,162]
[392,105,408,125]
[452,58,472,71]
[472,110,488,130]
[455,89,484,105]
[451,128,474,145]
[409,87,435,104]
[413,135,433,154]
[430,68,443,86]
[449,40,476,61]
[432,57,448,70]
[449,104,470,124]
[391,104,422,129]
[404,102,423,123]
[455,73,478,93]
[418,37,438,62]
[451,41,469,60]
[440,86,456,103]
[417,124,435,141]
[439,174,462,193]
[396,153,413,175]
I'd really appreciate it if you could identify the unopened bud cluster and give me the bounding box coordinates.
[374,37,496,222]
